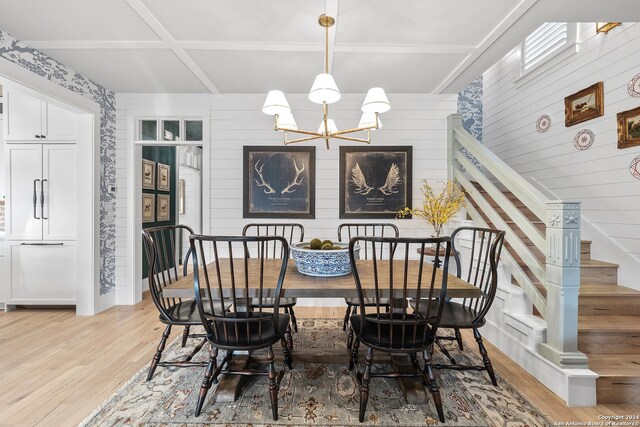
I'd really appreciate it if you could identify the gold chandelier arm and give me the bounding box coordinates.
[284,134,324,145]
[331,134,371,144]
[279,128,323,137]
[331,124,376,136]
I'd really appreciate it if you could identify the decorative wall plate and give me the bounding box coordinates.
[628,72,640,97]
[574,129,594,150]
[536,115,551,132]
[630,156,640,179]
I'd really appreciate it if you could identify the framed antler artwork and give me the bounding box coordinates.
[339,146,412,219]
[243,146,316,218]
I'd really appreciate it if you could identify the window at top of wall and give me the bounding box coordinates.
[521,23,577,75]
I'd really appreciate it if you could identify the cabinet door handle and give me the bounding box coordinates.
[41,179,48,220]
[35,135,41,139]
[20,242,64,246]
[41,135,46,139]
[33,179,40,219]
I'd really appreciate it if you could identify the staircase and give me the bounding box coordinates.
[469,185,640,404]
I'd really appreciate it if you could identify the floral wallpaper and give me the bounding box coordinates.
[0,29,116,295]
[457,76,483,142]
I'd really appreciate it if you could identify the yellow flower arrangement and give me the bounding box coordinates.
[397,180,465,237]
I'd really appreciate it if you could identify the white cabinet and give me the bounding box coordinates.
[5,144,77,241]
[9,242,76,304]
[4,90,77,141]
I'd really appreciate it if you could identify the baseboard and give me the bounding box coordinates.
[483,306,598,406]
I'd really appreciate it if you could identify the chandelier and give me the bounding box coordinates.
[261,14,391,149]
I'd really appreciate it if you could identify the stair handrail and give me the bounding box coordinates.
[447,113,589,370]
[450,123,547,220]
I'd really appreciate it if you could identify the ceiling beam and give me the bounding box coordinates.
[123,0,220,94]
[432,0,538,94]
[23,40,476,55]
[21,40,169,49]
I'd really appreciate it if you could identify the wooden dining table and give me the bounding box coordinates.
[162,258,480,404]
[162,258,480,300]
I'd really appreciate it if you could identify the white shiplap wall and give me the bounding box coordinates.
[209,94,457,239]
[114,93,457,299]
[483,22,640,286]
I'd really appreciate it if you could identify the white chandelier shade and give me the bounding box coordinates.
[262,90,291,116]
[317,119,338,134]
[361,87,391,113]
[277,111,298,131]
[358,112,382,130]
[262,15,389,148]
[309,73,341,104]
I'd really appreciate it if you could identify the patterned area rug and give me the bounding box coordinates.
[80,319,551,426]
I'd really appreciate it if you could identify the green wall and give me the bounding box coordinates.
[142,146,177,278]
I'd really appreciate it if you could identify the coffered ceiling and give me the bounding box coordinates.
[0,0,637,94]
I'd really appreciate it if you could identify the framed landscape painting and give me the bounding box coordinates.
[339,146,412,219]
[243,146,315,218]
[617,106,640,149]
[564,82,604,127]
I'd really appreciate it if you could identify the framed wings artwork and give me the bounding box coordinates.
[339,146,412,219]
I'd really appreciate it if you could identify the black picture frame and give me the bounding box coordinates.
[243,146,315,218]
[339,146,412,219]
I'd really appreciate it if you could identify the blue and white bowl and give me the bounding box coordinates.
[290,241,360,277]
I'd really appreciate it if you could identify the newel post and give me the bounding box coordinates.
[446,114,462,183]
[539,201,589,368]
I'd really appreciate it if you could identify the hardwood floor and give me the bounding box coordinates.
[1,297,639,426]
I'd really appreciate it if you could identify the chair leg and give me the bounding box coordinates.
[289,306,298,332]
[422,347,445,423]
[454,327,464,351]
[281,336,292,370]
[147,324,171,381]
[346,325,355,349]
[285,324,294,349]
[346,306,356,349]
[410,352,420,369]
[474,327,497,386]
[359,347,373,422]
[195,345,218,417]
[267,346,279,421]
[349,337,360,371]
[181,325,190,348]
[342,305,352,331]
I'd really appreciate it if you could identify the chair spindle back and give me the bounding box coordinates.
[142,225,194,319]
[450,227,506,323]
[349,236,451,351]
[338,223,399,260]
[242,223,304,258]
[190,235,289,349]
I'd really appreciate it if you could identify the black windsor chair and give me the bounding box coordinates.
[348,236,452,423]
[242,223,303,338]
[410,226,505,385]
[190,235,292,420]
[141,225,230,381]
[337,223,400,348]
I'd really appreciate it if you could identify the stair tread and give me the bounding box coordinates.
[588,355,640,376]
[581,259,619,268]
[579,315,640,331]
[580,283,640,296]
